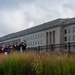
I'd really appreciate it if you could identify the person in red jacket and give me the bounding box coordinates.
[1,44,5,54]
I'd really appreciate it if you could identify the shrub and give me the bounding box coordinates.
[0,52,75,75]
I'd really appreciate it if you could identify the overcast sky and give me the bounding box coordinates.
[0,0,75,37]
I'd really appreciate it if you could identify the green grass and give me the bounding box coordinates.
[0,52,75,75]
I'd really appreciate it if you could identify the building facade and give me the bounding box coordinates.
[0,18,75,52]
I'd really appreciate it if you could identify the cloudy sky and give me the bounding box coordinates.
[0,0,75,37]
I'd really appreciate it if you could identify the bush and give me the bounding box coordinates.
[0,52,75,75]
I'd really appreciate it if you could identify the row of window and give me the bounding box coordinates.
[65,44,75,49]
[27,40,42,46]
[65,35,75,41]
[25,34,43,41]
[65,27,75,34]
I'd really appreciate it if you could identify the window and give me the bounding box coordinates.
[31,36,32,40]
[38,40,39,45]
[33,35,34,40]
[34,35,36,39]
[68,28,71,34]
[65,37,67,41]
[35,35,37,39]
[41,40,42,44]
[29,42,30,46]
[73,35,75,41]
[28,42,30,46]
[40,34,42,38]
[73,44,75,49]
[28,37,30,40]
[33,41,34,45]
[65,45,67,49]
[38,34,39,39]
[65,30,67,34]
[73,27,75,33]
[68,36,71,41]
[35,41,37,45]
[31,42,32,46]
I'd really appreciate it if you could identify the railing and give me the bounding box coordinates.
[27,42,75,53]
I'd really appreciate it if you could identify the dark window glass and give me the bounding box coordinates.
[65,37,67,41]
[73,35,75,41]
[73,44,75,49]
[65,30,67,34]
[65,45,67,49]
[73,27,75,33]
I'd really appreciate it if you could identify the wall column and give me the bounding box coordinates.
[46,32,48,52]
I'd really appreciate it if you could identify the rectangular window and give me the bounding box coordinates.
[33,41,34,45]
[65,45,67,49]
[41,40,42,44]
[29,42,30,46]
[35,35,37,39]
[68,28,71,34]
[28,42,30,46]
[65,37,67,41]
[33,35,34,40]
[31,42,32,46]
[40,34,42,38]
[65,30,67,34]
[31,36,32,40]
[68,36,71,41]
[34,35,35,39]
[41,34,42,38]
[38,34,39,39]
[35,41,37,45]
[38,40,39,45]
[73,44,75,49]
[73,27,75,33]
[73,35,75,41]
[29,37,30,40]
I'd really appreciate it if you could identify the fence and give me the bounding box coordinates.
[27,42,75,53]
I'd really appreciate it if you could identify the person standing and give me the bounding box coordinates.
[1,44,5,54]
[23,40,27,52]
[9,42,14,52]
[15,42,19,51]
[18,40,23,52]
[4,45,9,55]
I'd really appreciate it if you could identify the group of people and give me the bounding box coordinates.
[0,40,27,54]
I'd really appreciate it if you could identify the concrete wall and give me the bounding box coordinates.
[64,24,75,52]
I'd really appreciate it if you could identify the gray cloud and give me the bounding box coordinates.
[0,0,75,37]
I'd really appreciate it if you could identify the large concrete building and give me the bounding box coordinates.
[0,18,75,52]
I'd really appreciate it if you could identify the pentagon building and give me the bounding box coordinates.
[0,18,75,52]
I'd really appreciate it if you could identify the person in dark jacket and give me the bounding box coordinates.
[9,42,14,52]
[15,42,19,51]
[4,45,9,54]
[18,40,24,52]
[23,40,27,52]
[0,46,2,53]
